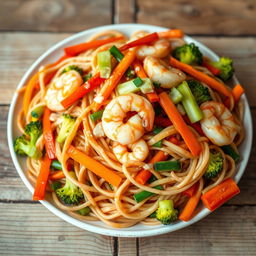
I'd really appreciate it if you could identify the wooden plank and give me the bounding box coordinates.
[118,238,137,255]
[0,203,114,256]
[0,0,112,32]
[115,0,135,23]
[1,105,256,204]
[136,0,256,35]
[0,33,255,105]
[139,206,256,256]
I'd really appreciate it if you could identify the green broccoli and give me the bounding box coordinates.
[187,80,212,105]
[14,121,42,159]
[77,207,90,216]
[62,65,83,76]
[210,57,234,81]
[56,114,76,144]
[56,172,84,205]
[204,150,223,179]
[156,200,178,225]
[173,43,203,65]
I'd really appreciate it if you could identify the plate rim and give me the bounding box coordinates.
[7,23,253,237]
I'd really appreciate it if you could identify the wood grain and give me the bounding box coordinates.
[0,33,255,105]
[118,238,137,256]
[115,0,135,23]
[0,0,112,32]
[138,206,256,256]
[136,0,256,35]
[0,203,114,256]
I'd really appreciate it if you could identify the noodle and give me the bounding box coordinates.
[16,29,244,228]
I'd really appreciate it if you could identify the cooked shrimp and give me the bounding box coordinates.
[136,38,171,60]
[102,93,154,145]
[200,101,240,146]
[45,70,83,111]
[144,56,186,88]
[113,139,149,163]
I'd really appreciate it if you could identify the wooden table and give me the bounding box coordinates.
[0,1,255,255]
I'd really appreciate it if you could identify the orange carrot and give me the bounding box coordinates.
[49,170,65,181]
[201,178,240,211]
[182,183,197,197]
[158,29,184,38]
[64,36,124,56]
[67,146,122,187]
[179,182,201,221]
[170,57,232,98]
[43,107,56,159]
[92,49,137,111]
[133,60,159,102]
[232,84,244,103]
[159,92,201,156]
[33,154,51,200]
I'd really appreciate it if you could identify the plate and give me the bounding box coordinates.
[7,24,253,237]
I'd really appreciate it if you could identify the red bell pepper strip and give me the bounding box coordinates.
[202,60,221,76]
[43,107,56,159]
[61,72,105,109]
[119,32,159,51]
[154,116,172,127]
[183,115,204,136]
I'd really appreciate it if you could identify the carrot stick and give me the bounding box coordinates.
[202,59,221,76]
[133,60,159,102]
[119,33,159,51]
[43,107,56,159]
[170,57,232,98]
[159,92,201,156]
[201,178,240,211]
[179,182,201,221]
[64,36,124,56]
[49,170,65,181]
[182,183,197,197]
[158,29,184,38]
[232,84,244,103]
[67,146,122,187]
[33,154,51,200]
[92,49,137,111]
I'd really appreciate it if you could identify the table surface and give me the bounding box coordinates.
[0,0,255,255]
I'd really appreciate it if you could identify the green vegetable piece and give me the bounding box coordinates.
[56,114,76,144]
[134,185,163,203]
[133,77,144,87]
[176,103,186,116]
[153,140,162,148]
[90,110,104,122]
[210,57,234,81]
[177,81,203,123]
[50,181,62,191]
[221,145,240,163]
[173,43,203,65]
[31,106,44,119]
[109,45,124,62]
[50,160,62,170]
[153,82,161,88]
[153,126,164,135]
[156,199,178,225]
[56,172,84,205]
[169,87,183,104]
[154,161,181,171]
[125,68,135,79]
[97,51,112,78]
[83,73,92,82]
[77,207,90,216]
[62,65,83,76]
[14,121,42,159]
[149,211,157,218]
[204,150,223,179]
[187,80,212,105]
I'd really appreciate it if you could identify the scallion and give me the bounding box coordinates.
[134,185,163,203]
[169,87,183,104]
[109,45,124,62]
[153,126,164,135]
[31,106,44,120]
[154,161,181,171]
[221,145,240,163]
[77,207,90,216]
[50,160,62,170]
[90,110,104,122]
[133,77,144,87]
[153,140,162,148]
[97,51,112,78]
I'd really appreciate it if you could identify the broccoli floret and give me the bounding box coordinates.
[77,207,90,216]
[210,57,234,81]
[62,65,83,76]
[173,43,203,65]
[187,80,212,105]
[156,200,178,225]
[56,114,76,144]
[204,150,223,179]
[56,172,84,205]
[14,121,42,159]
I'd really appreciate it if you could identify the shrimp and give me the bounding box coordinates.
[45,70,83,111]
[102,93,154,145]
[136,38,171,60]
[200,101,241,146]
[113,139,149,163]
[144,56,186,88]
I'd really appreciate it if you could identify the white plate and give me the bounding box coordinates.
[7,24,253,237]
